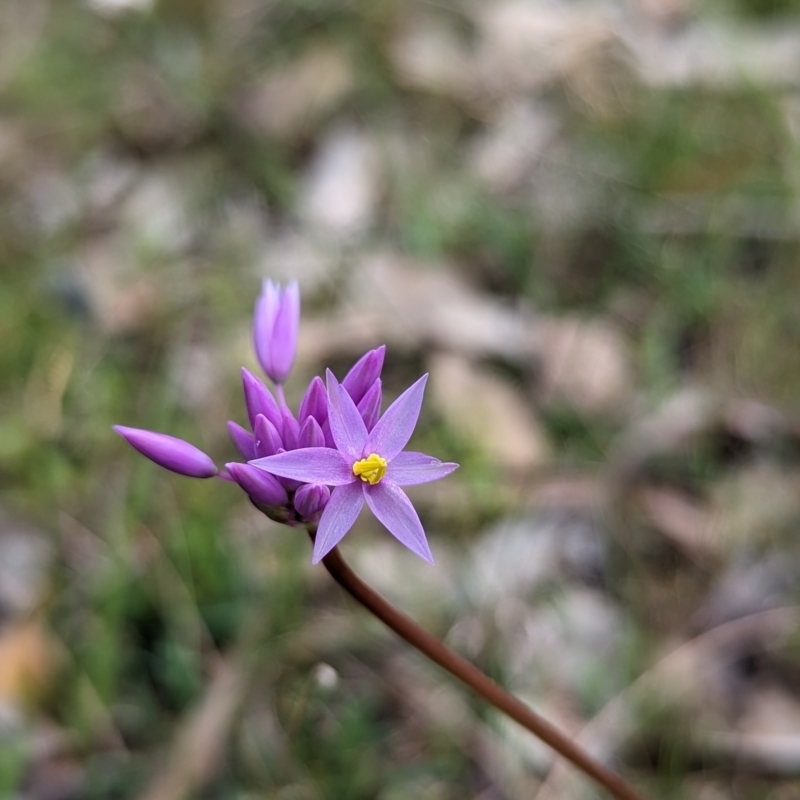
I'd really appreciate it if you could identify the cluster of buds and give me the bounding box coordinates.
[115,280,457,563]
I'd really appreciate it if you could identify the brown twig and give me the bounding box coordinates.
[316,540,649,800]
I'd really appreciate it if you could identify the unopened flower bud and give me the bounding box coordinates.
[357,379,382,431]
[241,368,282,431]
[253,280,299,385]
[280,405,300,450]
[227,462,289,508]
[114,426,217,478]
[298,375,327,427]
[342,346,385,405]
[227,421,255,461]
[253,414,282,458]
[298,416,325,448]
[294,483,330,522]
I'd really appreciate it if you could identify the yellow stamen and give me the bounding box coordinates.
[352,453,388,485]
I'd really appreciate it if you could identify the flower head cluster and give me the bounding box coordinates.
[114,279,457,562]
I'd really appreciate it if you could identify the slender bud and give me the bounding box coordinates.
[241,368,282,431]
[357,379,382,431]
[298,376,328,427]
[226,462,289,508]
[294,483,330,522]
[114,426,217,478]
[227,421,255,461]
[342,345,385,405]
[298,416,325,448]
[253,280,300,385]
[253,414,283,459]
[280,405,300,450]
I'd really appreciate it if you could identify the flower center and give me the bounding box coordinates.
[352,453,387,485]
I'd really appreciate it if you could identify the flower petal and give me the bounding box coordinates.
[269,281,299,384]
[342,345,385,405]
[280,404,300,450]
[251,447,353,485]
[357,379,382,431]
[312,481,364,563]
[364,480,433,563]
[253,414,282,458]
[367,374,428,460]
[241,368,281,430]
[227,421,255,461]
[114,426,217,478]
[387,451,459,486]
[298,416,325,448]
[298,375,328,426]
[253,280,279,379]
[325,369,368,459]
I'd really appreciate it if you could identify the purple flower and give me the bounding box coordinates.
[115,280,457,544]
[113,426,217,478]
[251,370,458,564]
[253,280,299,385]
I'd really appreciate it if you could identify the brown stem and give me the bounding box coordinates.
[318,543,649,800]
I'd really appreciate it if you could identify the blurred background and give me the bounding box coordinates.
[4,0,800,798]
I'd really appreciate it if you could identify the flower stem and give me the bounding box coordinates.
[318,543,649,800]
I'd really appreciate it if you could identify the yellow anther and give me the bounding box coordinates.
[352,453,388,485]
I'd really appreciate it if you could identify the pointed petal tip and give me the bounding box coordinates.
[366,373,429,460]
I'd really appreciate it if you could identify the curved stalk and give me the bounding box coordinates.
[316,541,648,800]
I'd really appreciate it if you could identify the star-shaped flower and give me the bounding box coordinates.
[251,370,458,563]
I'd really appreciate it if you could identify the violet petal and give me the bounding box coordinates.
[364,481,433,563]
[251,447,354,485]
[241,368,281,430]
[253,280,280,379]
[387,451,459,486]
[325,370,368,459]
[342,345,385,405]
[254,414,283,458]
[269,281,299,384]
[367,374,428,460]
[299,416,325,449]
[280,404,300,450]
[357,379,382,431]
[298,375,328,426]
[312,481,364,563]
[114,426,217,478]
[227,420,255,461]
